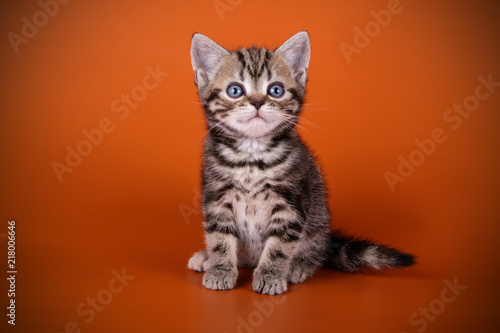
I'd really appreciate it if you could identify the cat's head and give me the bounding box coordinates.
[190,31,310,139]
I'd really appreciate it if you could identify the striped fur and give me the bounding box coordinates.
[188,32,415,295]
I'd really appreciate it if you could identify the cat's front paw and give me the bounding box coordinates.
[203,268,237,290]
[252,269,287,295]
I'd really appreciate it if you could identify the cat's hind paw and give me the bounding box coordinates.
[188,250,209,272]
[287,260,317,284]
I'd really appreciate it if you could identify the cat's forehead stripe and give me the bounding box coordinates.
[234,47,273,81]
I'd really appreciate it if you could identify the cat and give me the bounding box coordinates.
[187,31,415,295]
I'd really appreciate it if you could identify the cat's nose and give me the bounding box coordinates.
[250,100,265,110]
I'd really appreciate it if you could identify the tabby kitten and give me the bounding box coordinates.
[188,31,415,295]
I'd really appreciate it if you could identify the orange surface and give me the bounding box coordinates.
[1,1,500,332]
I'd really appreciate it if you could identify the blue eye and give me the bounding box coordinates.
[268,83,284,97]
[227,84,244,98]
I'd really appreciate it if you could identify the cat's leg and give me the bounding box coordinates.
[203,233,238,290]
[188,250,209,272]
[287,258,319,284]
[252,238,295,295]
[287,234,328,283]
[252,205,303,295]
[202,210,239,290]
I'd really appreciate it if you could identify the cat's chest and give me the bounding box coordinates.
[210,139,291,260]
[225,171,277,242]
[210,142,293,266]
[218,140,290,190]
[228,188,277,267]
[232,188,274,225]
[225,165,269,191]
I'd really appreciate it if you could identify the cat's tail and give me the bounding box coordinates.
[323,230,416,272]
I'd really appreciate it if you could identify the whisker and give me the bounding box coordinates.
[297,118,318,129]
[301,107,330,111]
[203,121,227,138]
[282,111,318,129]
[274,114,314,135]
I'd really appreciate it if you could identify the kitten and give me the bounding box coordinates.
[188,31,415,295]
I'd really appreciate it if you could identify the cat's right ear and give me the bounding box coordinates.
[191,33,229,89]
[275,31,310,88]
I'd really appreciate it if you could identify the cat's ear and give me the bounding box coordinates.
[191,33,229,89]
[275,31,310,88]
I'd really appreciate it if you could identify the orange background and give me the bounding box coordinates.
[1,0,500,332]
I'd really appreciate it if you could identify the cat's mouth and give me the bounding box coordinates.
[246,111,268,122]
[250,115,266,121]
[233,111,279,137]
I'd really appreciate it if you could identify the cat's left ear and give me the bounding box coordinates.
[275,31,310,88]
[191,33,229,90]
